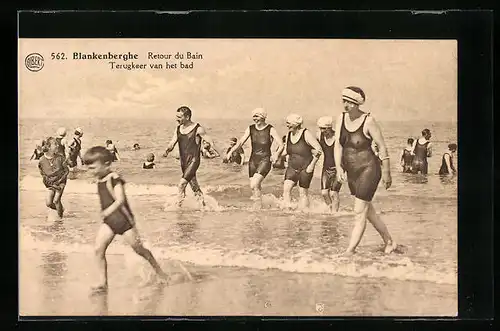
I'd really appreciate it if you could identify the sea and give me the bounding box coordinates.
[19,117,457,316]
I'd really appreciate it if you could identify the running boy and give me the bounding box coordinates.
[83,146,171,292]
[38,137,70,218]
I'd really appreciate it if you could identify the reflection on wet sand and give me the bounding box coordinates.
[89,291,108,315]
[41,251,67,314]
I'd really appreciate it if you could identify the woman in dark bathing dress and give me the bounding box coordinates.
[334,86,397,255]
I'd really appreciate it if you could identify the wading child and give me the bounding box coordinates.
[83,146,180,293]
[38,137,69,218]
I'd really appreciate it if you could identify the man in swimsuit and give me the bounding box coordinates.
[411,129,432,175]
[278,113,322,209]
[223,108,283,208]
[317,116,342,213]
[334,86,397,255]
[163,106,216,207]
[438,143,457,175]
[400,138,414,173]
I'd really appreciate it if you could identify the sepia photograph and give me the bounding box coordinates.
[19,38,458,317]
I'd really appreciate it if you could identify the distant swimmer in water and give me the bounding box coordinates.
[272,136,287,169]
[438,143,457,175]
[400,138,415,173]
[223,137,245,165]
[132,143,141,151]
[411,129,432,175]
[55,127,68,158]
[335,86,397,255]
[38,137,70,219]
[317,116,342,213]
[30,140,45,160]
[163,106,216,207]
[83,146,174,293]
[278,113,322,209]
[105,140,120,162]
[201,140,220,159]
[67,127,84,170]
[143,153,156,169]
[223,108,284,208]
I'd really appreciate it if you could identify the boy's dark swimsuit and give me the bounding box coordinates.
[97,172,134,235]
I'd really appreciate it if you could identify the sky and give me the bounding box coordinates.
[19,39,457,122]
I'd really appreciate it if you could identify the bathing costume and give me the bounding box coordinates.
[339,112,381,202]
[177,123,202,185]
[285,129,314,189]
[412,139,430,174]
[319,132,342,192]
[438,153,456,175]
[248,124,273,178]
[401,148,414,173]
[98,172,134,235]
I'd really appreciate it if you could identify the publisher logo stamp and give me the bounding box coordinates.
[25,53,44,72]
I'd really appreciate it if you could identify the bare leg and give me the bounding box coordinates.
[250,174,265,209]
[53,185,66,218]
[177,178,189,207]
[366,202,396,253]
[93,224,115,290]
[330,191,340,213]
[45,189,56,210]
[282,180,295,209]
[321,189,332,211]
[189,177,205,207]
[344,197,370,255]
[298,187,310,209]
[121,227,169,281]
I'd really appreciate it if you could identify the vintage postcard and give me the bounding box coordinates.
[19,38,457,316]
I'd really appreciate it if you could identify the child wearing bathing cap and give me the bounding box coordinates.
[143,153,156,169]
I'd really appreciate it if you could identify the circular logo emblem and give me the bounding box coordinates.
[25,53,44,72]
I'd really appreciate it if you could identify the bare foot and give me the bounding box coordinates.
[384,240,397,254]
[342,250,356,257]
